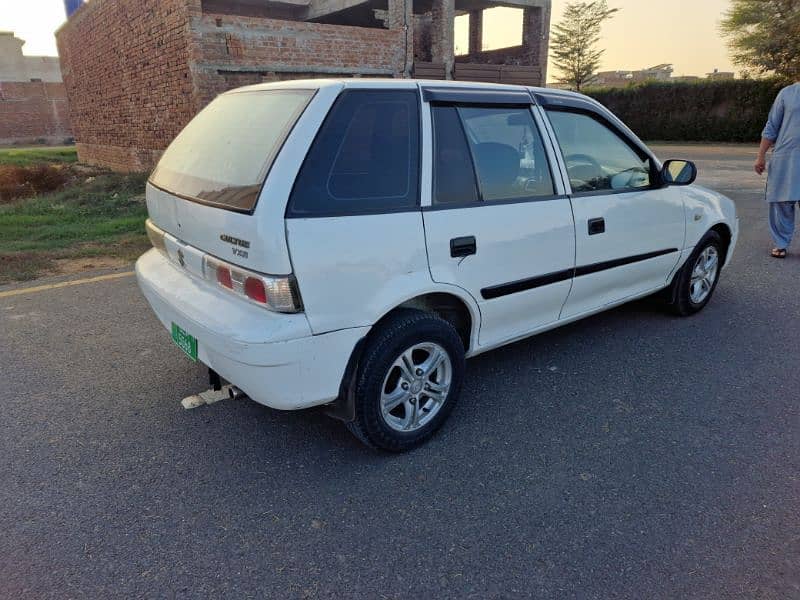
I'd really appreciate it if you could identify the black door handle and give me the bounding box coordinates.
[450,236,477,258]
[588,218,605,235]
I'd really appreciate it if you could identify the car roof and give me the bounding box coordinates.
[225,77,589,102]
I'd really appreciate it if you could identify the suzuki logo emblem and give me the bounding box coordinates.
[177,249,186,268]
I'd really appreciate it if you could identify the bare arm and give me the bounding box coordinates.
[755,138,774,175]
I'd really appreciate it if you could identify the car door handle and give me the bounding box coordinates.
[588,218,606,236]
[450,236,477,258]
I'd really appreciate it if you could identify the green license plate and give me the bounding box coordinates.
[171,322,198,362]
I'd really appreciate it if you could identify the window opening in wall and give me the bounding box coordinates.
[481,7,523,51]
[454,14,469,56]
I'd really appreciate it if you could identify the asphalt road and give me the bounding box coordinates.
[1,145,798,599]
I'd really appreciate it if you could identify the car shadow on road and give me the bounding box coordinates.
[183,289,747,468]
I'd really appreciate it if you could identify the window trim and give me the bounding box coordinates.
[422,193,570,212]
[544,105,663,197]
[430,103,560,209]
[285,89,422,219]
[423,87,534,106]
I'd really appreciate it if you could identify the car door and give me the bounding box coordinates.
[539,100,686,319]
[421,88,575,349]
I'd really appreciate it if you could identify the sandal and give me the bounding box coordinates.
[771,248,787,259]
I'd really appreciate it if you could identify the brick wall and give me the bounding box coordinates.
[456,46,533,66]
[57,0,407,171]
[0,81,72,145]
[56,0,199,172]
[190,13,405,107]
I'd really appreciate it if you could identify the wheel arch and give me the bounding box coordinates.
[667,223,731,305]
[326,288,480,423]
[709,222,733,265]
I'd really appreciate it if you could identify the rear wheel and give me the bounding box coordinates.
[346,310,465,451]
[668,231,723,316]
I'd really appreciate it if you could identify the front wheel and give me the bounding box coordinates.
[346,310,465,451]
[668,231,723,316]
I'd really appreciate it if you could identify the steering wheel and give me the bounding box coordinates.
[565,153,604,191]
[608,165,649,190]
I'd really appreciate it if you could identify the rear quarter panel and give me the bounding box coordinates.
[254,83,343,274]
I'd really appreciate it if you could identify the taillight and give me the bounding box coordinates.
[202,255,302,313]
[216,265,233,289]
[145,219,167,254]
[244,277,267,304]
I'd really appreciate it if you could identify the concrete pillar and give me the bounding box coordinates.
[468,10,483,56]
[388,0,414,77]
[522,5,550,85]
[430,0,455,79]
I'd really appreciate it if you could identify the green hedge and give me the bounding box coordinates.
[584,79,788,142]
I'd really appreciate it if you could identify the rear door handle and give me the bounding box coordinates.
[588,218,605,236]
[450,236,477,258]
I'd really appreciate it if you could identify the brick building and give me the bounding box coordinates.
[0,32,72,145]
[56,0,552,171]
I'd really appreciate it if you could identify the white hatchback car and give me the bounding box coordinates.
[137,79,738,451]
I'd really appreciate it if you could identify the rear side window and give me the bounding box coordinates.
[432,106,479,205]
[431,105,556,206]
[149,90,314,212]
[288,90,420,216]
[459,107,555,202]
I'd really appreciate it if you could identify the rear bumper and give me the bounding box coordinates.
[136,249,368,410]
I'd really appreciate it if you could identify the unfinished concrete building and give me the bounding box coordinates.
[56,0,551,171]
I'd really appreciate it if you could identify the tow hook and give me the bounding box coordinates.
[180,386,232,409]
[180,369,248,409]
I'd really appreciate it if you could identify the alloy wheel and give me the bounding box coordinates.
[380,342,452,433]
[689,246,719,304]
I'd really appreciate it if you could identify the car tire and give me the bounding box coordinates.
[345,309,465,452]
[668,231,724,317]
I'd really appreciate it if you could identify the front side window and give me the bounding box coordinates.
[288,90,420,216]
[150,90,314,212]
[547,110,652,194]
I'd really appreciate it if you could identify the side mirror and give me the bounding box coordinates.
[662,159,697,186]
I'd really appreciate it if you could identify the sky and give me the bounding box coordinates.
[3,0,737,79]
[464,0,738,79]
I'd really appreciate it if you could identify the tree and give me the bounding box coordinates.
[721,0,800,80]
[551,1,619,91]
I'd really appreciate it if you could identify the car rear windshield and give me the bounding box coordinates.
[149,89,314,212]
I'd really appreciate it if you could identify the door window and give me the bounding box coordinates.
[431,105,555,205]
[431,106,480,205]
[288,90,420,216]
[547,110,652,194]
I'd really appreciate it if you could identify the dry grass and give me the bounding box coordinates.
[0,163,73,203]
[0,170,150,285]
